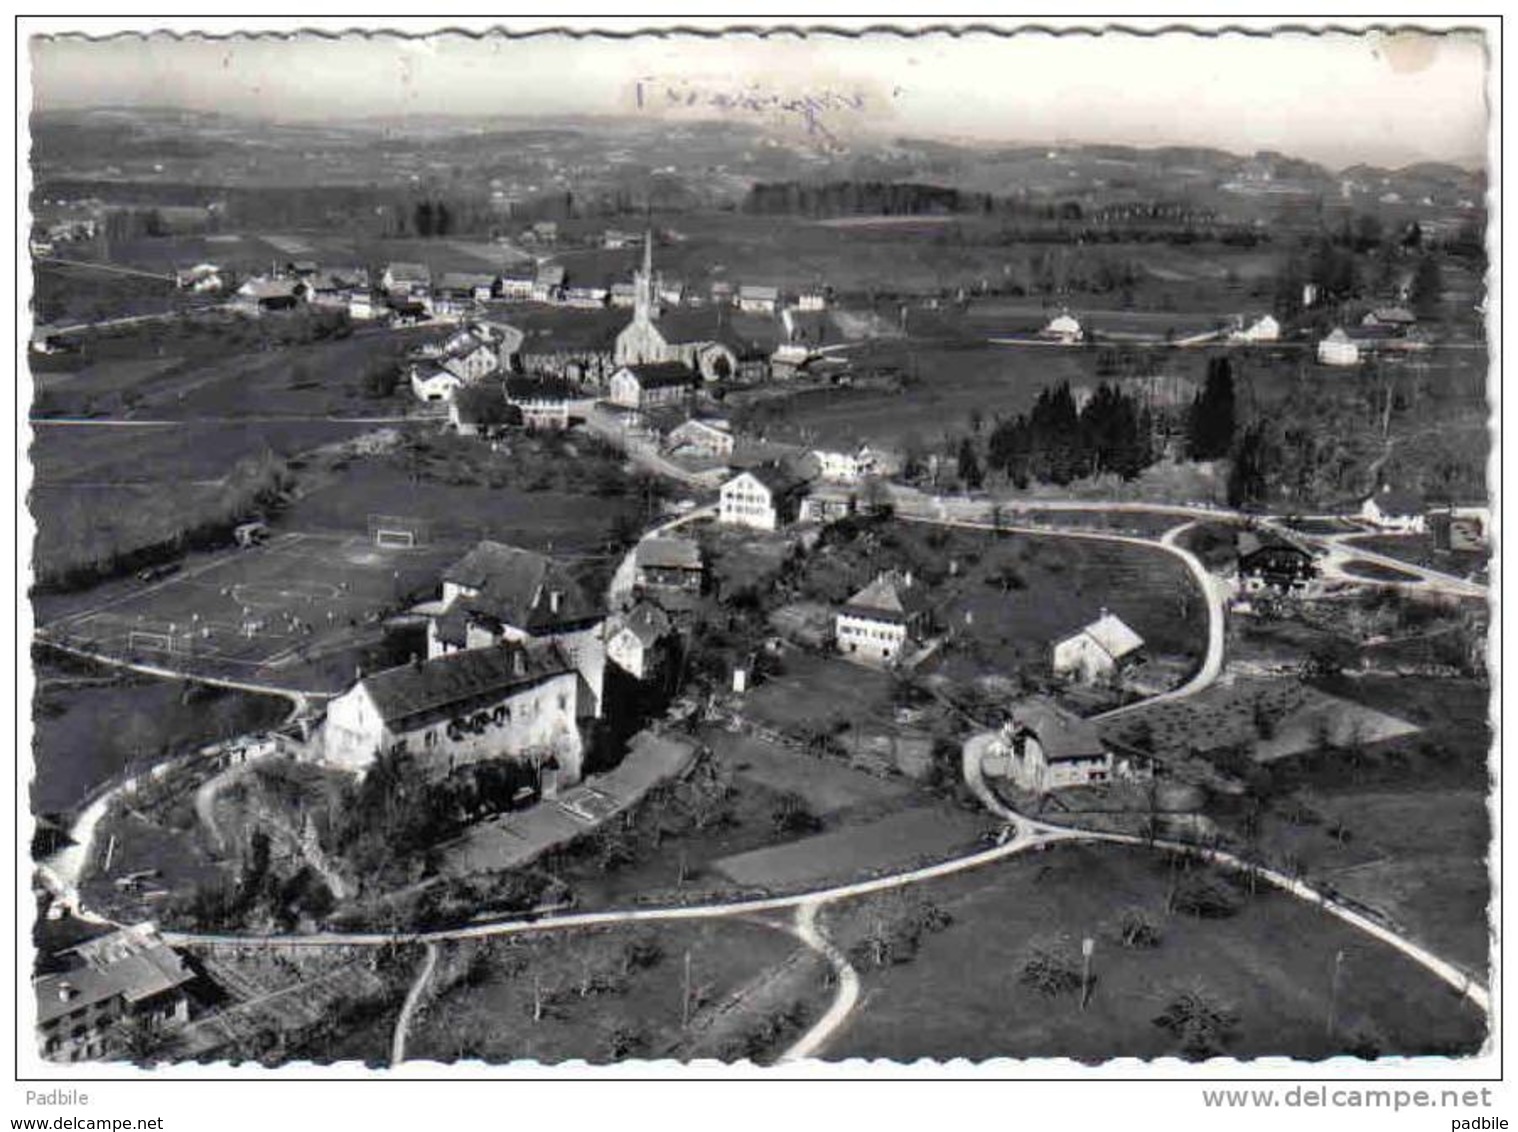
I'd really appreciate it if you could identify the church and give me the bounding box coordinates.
[613,236,778,382]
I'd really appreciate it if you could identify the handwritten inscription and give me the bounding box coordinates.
[634,78,873,144]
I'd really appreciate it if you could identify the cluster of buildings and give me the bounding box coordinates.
[1317,305,1423,367]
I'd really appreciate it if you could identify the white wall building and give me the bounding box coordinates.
[834,570,930,666]
[719,466,807,531]
[1317,327,1361,367]
[1052,610,1145,685]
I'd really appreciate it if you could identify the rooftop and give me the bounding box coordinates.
[1062,610,1144,662]
[635,536,703,572]
[1008,697,1107,762]
[618,361,698,389]
[842,570,930,624]
[35,926,193,1027]
[443,540,599,632]
[360,641,573,729]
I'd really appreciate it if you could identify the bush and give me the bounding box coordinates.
[1153,988,1239,1059]
[1117,908,1163,949]
[1019,938,1083,997]
[1170,876,1241,919]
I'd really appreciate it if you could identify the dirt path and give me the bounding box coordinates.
[389,942,438,1067]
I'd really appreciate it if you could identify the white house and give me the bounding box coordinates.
[1360,487,1427,534]
[320,642,583,784]
[505,377,576,430]
[718,465,808,532]
[1317,327,1361,367]
[1230,313,1280,343]
[382,262,432,296]
[666,417,735,459]
[1052,610,1145,685]
[1041,312,1084,344]
[811,447,876,484]
[440,339,501,383]
[834,570,930,666]
[531,264,566,304]
[605,601,672,681]
[608,362,697,410]
[498,270,536,302]
[795,287,828,312]
[411,365,464,403]
[993,698,1115,794]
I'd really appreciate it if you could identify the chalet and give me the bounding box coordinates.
[1360,486,1426,533]
[633,537,704,594]
[382,261,432,296]
[504,376,576,430]
[608,362,697,410]
[1052,610,1144,685]
[234,277,303,312]
[1040,312,1084,344]
[835,570,930,665]
[605,601,673,681]
[719,465,808,532]
[532,264,566,304]
[35,925,193,1063]
[1317,327,1361,367]
[738,284,781,314]
[429,540,606,716]
[411,365,464,403]
[321,642,582,783]
[1237,531,1317,593]
[666,417,735,459]
[995,698,1114,794]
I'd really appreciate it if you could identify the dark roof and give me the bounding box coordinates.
[1009,698,1107,762]
[620,361,697,390]
[1368,488,1424,517]
[436,271,496,293]
[505,376,577,402]
[728,463,808,498]
[443,541,599,632]
[361,642,573,729]
[654,307,783,356]
[842,571,930,625]
[506,306,624,354]
[1237,530,1314,559]
[35,927,193,1026]
[636,537,703,572]
[611,601,672,648]
[386,262,431,283]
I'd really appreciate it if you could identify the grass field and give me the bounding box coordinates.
[820,841,1486,1061]
[740,653,899,736]
[1339,559,1423,583]
[408,918,823,1063]
[40,532,456,682]
[1343,533,1489,580]
[710,730,910,815]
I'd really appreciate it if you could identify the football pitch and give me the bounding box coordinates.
[42,532,458,677]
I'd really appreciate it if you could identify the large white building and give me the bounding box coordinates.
[1051,610,1145,685]
[321,642,583,783]
[1317,327,1361,367]
[834,570,930,666]
[429,541,606,718]
[990,698,1115,794]
[718,466,808,531]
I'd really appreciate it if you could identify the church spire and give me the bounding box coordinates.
[634,228,659,324]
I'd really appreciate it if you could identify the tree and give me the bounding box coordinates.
[1226,421,1271,509]
[451,383,517,432]
[956,437,984,490]
[1409,255,1443,320]
[1188,357,1236,460]
[1153,987,1239,1059]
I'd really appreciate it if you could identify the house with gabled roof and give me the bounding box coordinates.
[719,464,808,531]
[321,641,582,782]
[428,540,606,717]
[1051,609,1145,685]
[1360,486,1426,533]
[382,261,432,295]
[995,697,1115,793]
[608,361,697,410]
[633,537,704,594]
[834,570,931,666]
[666,416,735,459]
[605,601,673,681]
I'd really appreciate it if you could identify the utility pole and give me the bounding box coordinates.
[1080,936,1095,1011]
[1325,949,1345,1040]
[681,949,692,1030]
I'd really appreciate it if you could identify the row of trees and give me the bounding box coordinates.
[984,382,1158,487]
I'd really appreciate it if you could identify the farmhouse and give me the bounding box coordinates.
[504,376,577,430]
[1363,305,1417,329]
[605,601,673,681]
[834,570,930,666]
[719,465,808,531]
[1040,311,1084,344]
[308,267,370,307]
[234,277,303,312]
[1360,486,1427,533]
[1237,531,1317,593]
[410,365,464,403]
[633,537,704,594]
[321,642,583,783]
[429,540,606,716]
[1052,610,1145,684]
[1317,327,1361,367]
[666,417,736,459]
[994,698,1114,794]
[608,361,697,410]
[35,925,193,1063]
[382,261,432,296]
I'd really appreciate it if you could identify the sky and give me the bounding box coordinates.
[29,26,1491,169]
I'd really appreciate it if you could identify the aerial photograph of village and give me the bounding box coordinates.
[21,24,1494,1071]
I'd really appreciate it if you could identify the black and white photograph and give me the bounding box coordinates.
[16,14,1499,1090]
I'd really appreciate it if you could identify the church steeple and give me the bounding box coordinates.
[634,229,659,324]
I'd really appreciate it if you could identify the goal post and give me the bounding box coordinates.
[127,628,190,655]
[367,514,431,548]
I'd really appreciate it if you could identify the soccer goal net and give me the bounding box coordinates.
[367,514,431,548]
[127,628,189,655]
